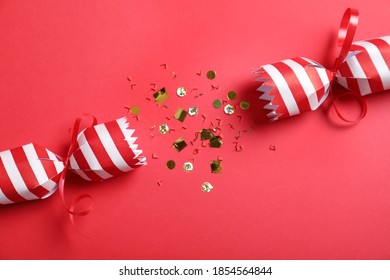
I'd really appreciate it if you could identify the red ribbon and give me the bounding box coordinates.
[58,115,97,220]
[330,8,367,123]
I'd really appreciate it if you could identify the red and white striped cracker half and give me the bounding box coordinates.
[69,117,146,182]
[255,57,333,121]
[0,143,64,204]
[336,36,390,96]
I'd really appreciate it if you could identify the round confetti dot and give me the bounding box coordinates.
[159,124,169,134]
[183,162,193,172]
[201,182,213,192]
[188,107,198,116]
[166,160,176,170]
[224,104,235,115]
[206,70,216,80]
[227,91,237,100]
[213,99,222,109]
[240,101,250,110]
[176,87,187,97]
[129,105,140,115]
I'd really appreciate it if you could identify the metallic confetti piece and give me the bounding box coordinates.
[160,63,167,69]
[227,91,237,100]
[159,124,169,134]
[166,160,176,169]
[152,154,159,159]
[240,100,250,110]
[182,126,187,130]
[211,84,219,90]
[150,125,156,130]
[193,149,199,154]
[173,137,187,152]
[224,104,235,115]
[153,87,170,104]
[129,105,140,115]
[201,182,213,192]
[157,180,163,186]
[188,107,198,116]
[150,133,155,138]
[130,84,136,90]
[190,88,198,93]
[207,70,216,80]
[213,99,222,109]
[210,160,222,174]
[200,129,214,140]
[196,70,202,76]
[172,72,177,78]
[127,77,132,81]
[183,162,193,172]
[174,108,188,122]
[177,87,187,97]
[209,136,223,148]
[269,145,276,151]
[201,115,206,122]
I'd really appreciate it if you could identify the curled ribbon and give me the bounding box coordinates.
[0,116,147,209]
[254,8,390,122]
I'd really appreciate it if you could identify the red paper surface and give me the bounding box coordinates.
[1,0,390,259]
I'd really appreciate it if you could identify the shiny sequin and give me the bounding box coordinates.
[173,137,187,152]
[224,104,235,115]
[240,101,250,110]
[176,87,187,97]
[166,160,176,169]
[153,87,170,104]
[213,99,222,109]
[209,136,223,148]
[188,107,198,116]
[174,108,188,122]
[227,91,237,100]
[210,160,222,173]
[159,124,169,134]
[206,70,216,80]
[201,182,213,192]
[129,105,140,115]
[183,162,193,172]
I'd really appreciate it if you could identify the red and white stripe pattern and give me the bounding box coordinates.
[69,117,146,181]
[255,57,333,121]
[336,36,390,96]
[0,143,64,204]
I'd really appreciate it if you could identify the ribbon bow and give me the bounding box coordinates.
[255,8,390,122]
[0,117,146,208]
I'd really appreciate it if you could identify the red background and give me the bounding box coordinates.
[1,0,390,259]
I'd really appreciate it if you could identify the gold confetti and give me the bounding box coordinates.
[183,162,193,172]
[240,100,250,110]
[224,104,235,115]
[174,108,188,122]
[176,87,187,97]
[173,137,187,152]
[210,160,222,174]
[129,105,140,115]
[209,136,223,148]
[200,129,214,140]
[153,87,170,104]
[227,91,237,100]
[159,124,169,134]
[188,107,198,116]
[166,160,176,169]
[201,182,213,192]
[213,99,222,109]
[207,70,216,80]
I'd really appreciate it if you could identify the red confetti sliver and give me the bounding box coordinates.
[269,145,276,151]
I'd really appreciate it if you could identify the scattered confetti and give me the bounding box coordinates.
[211,84,219,90]
[201,182,213,192]
[130,84,136,90]
[269,145,276,151]
[172,72,177,78]
[160,63,167,69]
[159,124,170,134]
[152,154,159,159]
[200,129,214,140]
[157,180,163,186]
[183,162,194,172]
[166,160,176,169]
[210,159,222,174]
[188,107,198,116]
[177,87,187,97]
[207,70,216,80]
[209,136,223,148]
[227,91,237,100]
[174,108,188,122]
[196,70,202,76]
[213,99,222,109]
[224,104,235,115]
[153,87,170,104]
[240,101,250,110]
[173,137,187,152]
[128,105,140,115]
